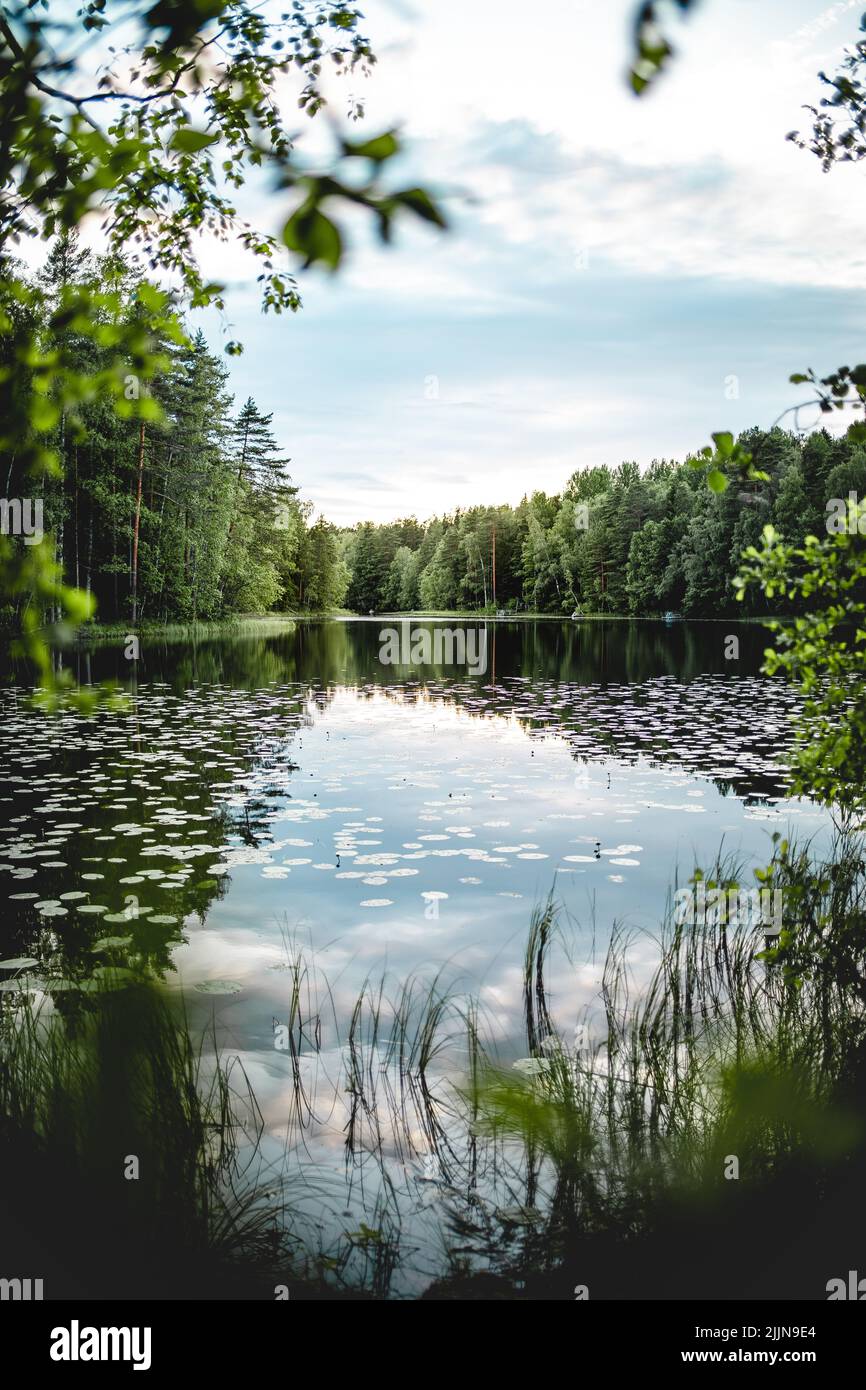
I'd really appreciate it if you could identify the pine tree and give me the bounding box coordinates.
[231,398,296,518]
[346,523,386,612]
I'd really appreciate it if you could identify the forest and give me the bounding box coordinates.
[1,236,348,630]
[341,426,866,616]
[5,234,864,628]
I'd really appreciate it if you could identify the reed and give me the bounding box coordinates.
[2,833,865,1298]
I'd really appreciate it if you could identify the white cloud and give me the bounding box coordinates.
[24,0,866,523]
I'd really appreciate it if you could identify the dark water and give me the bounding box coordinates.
[0,617,827,1004]
[0,618,831,1286]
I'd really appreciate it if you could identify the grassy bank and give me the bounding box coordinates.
[73,614,301,643]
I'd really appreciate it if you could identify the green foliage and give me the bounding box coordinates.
[630,0,702,94]
[754,836,866,1001]
[787,363,866,442]
[0,980,291,1297]
[0,3,443,306]
[337,429,852,618]
[454,875,866,1297]
[0,251,358,640]
[736,507,866,818]
[788,13,866,169]
[0,1,445,674]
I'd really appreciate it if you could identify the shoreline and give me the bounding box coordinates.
[0,611,788,649]
[67,611,782,639]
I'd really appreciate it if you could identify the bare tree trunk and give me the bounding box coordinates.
[154,448,172,618]
[86,511,92,599]
[112,464,118,618]
[55,521,64,623]
[131,421,145,627]
[74,445,80,591]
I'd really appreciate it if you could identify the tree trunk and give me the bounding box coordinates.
[86,511,92,600]
[112,464,118,618]
[131,421,145,627]
[74,444,80,591]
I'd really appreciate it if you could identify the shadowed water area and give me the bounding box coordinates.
[0,618,836,1292]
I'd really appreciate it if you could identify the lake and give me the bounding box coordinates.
[0,618,833,1292]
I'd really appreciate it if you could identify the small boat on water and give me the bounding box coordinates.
[663,611,682,624]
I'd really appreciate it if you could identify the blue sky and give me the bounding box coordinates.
[185,0,866,523]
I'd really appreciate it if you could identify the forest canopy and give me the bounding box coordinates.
[339,424,866,618]
[6,234,862,633]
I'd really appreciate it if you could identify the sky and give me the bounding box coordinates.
[100,1,866,523]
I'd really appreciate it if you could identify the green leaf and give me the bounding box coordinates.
[711,431,734,457]
[137,395,163,422]
[282,206,343,270]
[30,396,60,432]
[342,131,400,162]
[707,469,729,493]
[136,282,168,312]
[170,128,219,154]
[394,187,447,229]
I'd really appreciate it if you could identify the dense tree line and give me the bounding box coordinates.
[340,428,866,616]
[1,238,348,628]
[5,244,864,630]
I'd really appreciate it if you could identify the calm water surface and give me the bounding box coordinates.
[0,618,831,1017]
[0,619,832,1285]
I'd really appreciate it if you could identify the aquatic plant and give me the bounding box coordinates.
[3,833,865,1299]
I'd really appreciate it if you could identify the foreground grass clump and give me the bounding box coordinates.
[0,982,298,1300]
[442,853,866,1299]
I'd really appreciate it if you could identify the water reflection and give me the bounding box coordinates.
[0,620,823,1011]
[0,617,838,1295]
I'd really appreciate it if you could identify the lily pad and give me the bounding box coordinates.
[0,974,44,992]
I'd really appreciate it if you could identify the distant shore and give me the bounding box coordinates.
[61,609,783,640]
